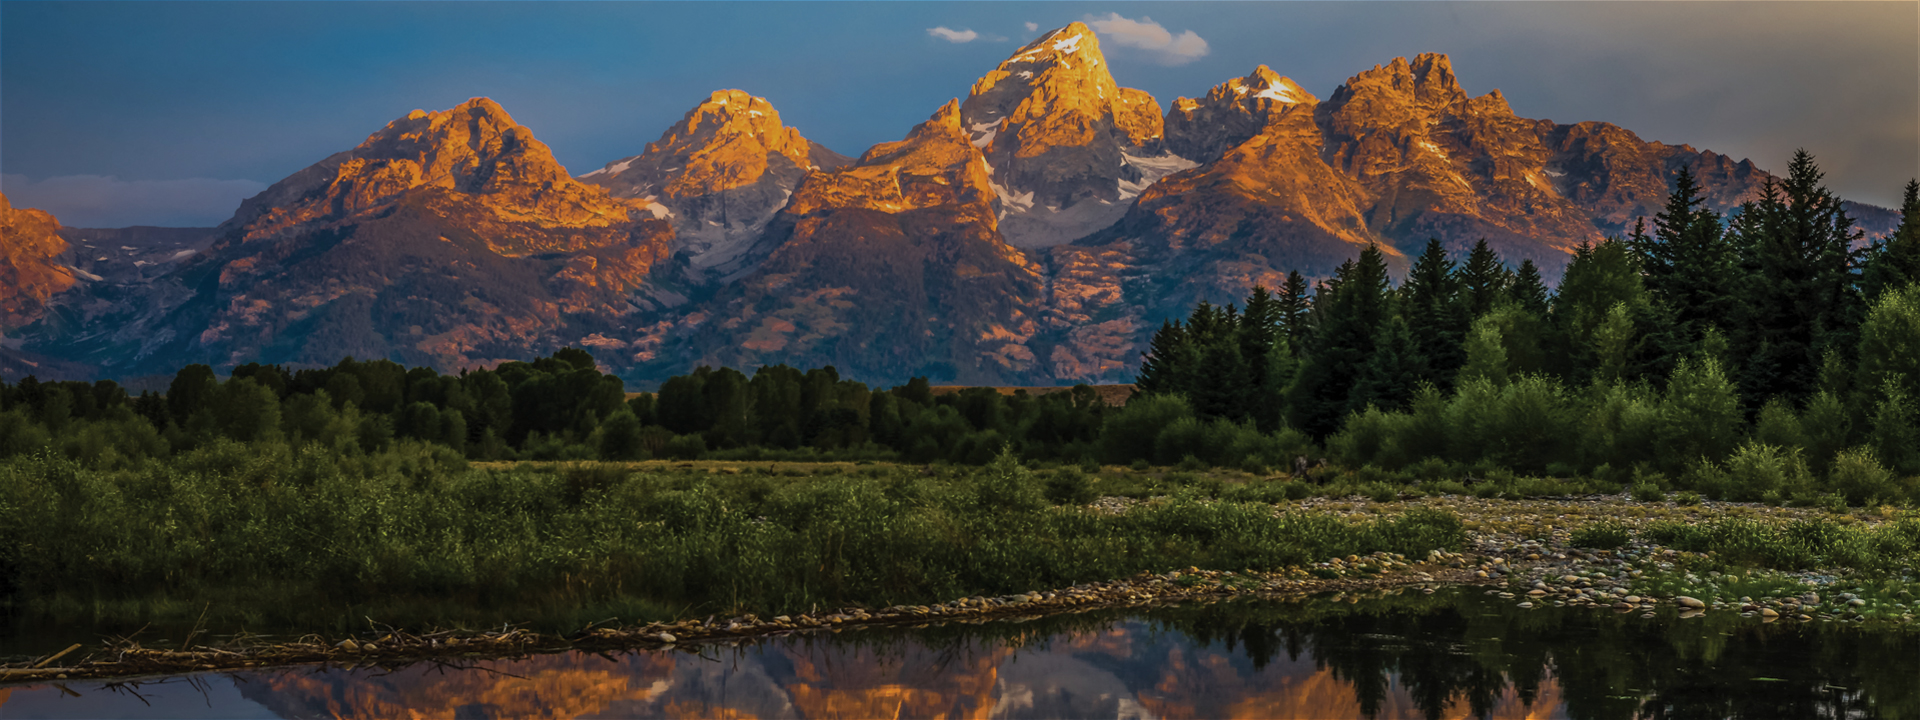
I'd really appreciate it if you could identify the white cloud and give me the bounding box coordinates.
[927,26,980,43]
[1025,22,1040,32]
[0,174,264,228]
[1083,13,1210,66]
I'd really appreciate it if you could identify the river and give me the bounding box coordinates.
[3,588,1915,718]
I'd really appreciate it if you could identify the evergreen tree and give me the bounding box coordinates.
[1634,165,1740,371]
[1347,315,1426,414]
[1276,270,1314,352]
[1458,239,1509,318]
[1238,286,1281,390]
[1863,179,1920,301]
[1506,259,1551,318]
[1254,337,1298,432]
[1192,332,1252,421]
[1735,152,1865,404]
[1289,245,1393,438]
[1853,283,1920,423]
[1400,239,1469,389]
[1134,320,1194,398]
[1550,240,1648,383]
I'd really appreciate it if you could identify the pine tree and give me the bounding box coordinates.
[1276,270,1313,352]
[1289,245,1392,438]
[1134,320,1192,397]
[1736,151,1865,404]
[1238,286,1281,390]
[1347,315,1426,414]
[1400,239,1469,389]
[1192,332,1253,421]
[1458,239,1509,318]
[1634,164,1740,362]
[1863,179,1920,301]
[1507,259,1551,317]
[1550,239,1648,383]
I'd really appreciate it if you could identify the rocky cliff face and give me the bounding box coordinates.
[581,90,850,279]
[960,23,1194,249]
[619,101,1051,385]
[31,99,674,374]
[0,194,76,332]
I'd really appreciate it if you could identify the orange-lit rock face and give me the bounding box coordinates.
[582,90,851,276]
[0,193,76,331]
[788,100,998,218]
[589,89,837,201]
[1318,53,1599,263]
[643,98,1048,384]
[224,98,651,255]
[961,23,1190,248]
[1166,65,1317,163]
[155,98,677,370]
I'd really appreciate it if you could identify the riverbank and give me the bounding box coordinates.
[5,488,1916,684]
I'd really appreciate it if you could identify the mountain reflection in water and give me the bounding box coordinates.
[3,589,1915,719]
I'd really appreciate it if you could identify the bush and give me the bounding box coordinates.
[1099,395,1192,465]
[1570,520,1631,549]
[1828,447,1900,506]
[1689,442,1812,502]
[1043,467,1098,506]
[1632,481,1667,503]
[660,433,707,460]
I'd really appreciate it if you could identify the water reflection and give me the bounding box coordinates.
[3,588,1915,719]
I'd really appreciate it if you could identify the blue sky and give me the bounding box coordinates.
[3,1,1915,227]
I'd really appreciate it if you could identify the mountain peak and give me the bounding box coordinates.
[0,192,77,331]
[582,88,830,199]
[958,23,1179,247]
[223,97,640,245]
[1410,53,1461,101]
[1165,65,1317,162]
[577,89,849,276]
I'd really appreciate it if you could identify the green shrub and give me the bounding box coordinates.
[1100,394,1192,465]
[1570,520,1631,549]
[1632,481,1667,503]
[1043,467,1098,506]
[1828,447,1899,506]
[660,433,707,460]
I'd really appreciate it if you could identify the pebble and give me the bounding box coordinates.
[1676,596,1706,609]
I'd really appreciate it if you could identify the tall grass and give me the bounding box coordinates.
[1644,516,1920,574]
[0,445,1464,630]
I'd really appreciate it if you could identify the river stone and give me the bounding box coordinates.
[1625,596,1643,604]
[656,632,677,643]
[1677,596,1707,609]
[1761,608,1780,618]
[1517,602,1534,609]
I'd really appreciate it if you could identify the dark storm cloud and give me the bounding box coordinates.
[1,1,1913,227]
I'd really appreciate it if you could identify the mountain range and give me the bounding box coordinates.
[1,23,1901,387]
